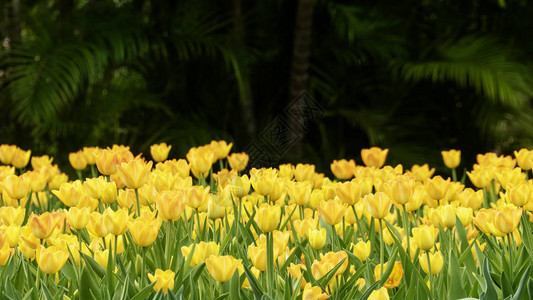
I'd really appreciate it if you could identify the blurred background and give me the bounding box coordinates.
[1,0,533,176]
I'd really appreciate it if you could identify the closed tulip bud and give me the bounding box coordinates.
[294,164,315,182]
[302,283,329,300]
[278,164,294,179]
[148,269,175,293]
[250,168,278,196]
[361,147,388,168]
[308,228,327,250]
[150,143,172,163]
[390,175,416,205]
[514,149,533,171]
[287,263,307,289]
[86,212,109,237]
[65,207,90,230]
[69,151,87,171]
[103,208,129,235]
[351,240,371,262]
[288,182,312,207]
[368,287,390,300]
[36,245,69,274]
[419,251,444,275]
[95,149,120,175]
[186,185,210,210]
[128,217,161,247]
[425,176,450,201]
[49,173,68,190]
[117,158,152,190]
[208,140,232,160]
[229,174,251,198]
[364,192,392,220]
[330,159,356,180]
[0,145,18,165]
[1,175,30,200]
[255,203,281,233]
[29,213,58,240]
[12,148,31,169]
[93,249,109,269]
[412,225,438,251]
[374,261,403,289]
[205,255,241,283]
[248,244,267,271]
[508,183,530,207]
[227,152,249,172]
[441,150,461,169]
[187,147,216,178]
[335,181,362,206]
[31,155,53,170]
[456,207,473,226]
[436,205,456,229]
[156,190,186,222]
[467,167,495,189]
[317,198,347,226]
[81,147,99,165]
[493,206,522,235]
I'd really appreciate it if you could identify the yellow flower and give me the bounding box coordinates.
[330,159,356,180]
[205,255,241,283]
[335,181,362,206]
[186,186,210,210]
[82,147,99,165]
[87,212,109,238]
[364,192,392,220]
[240,265,261,289]
[69,150,87,170]
[412,225,437,251]
[294,164,315,182]
[0,206,25,226]
[94,249,109,269]
[12,148,31,169]
[209,140,233,160]
[433,205,456,229]
[514,148,533,170]
[317,198,347,226]
[24,170,47,193]
[308,228,327,250]
[278,164,294,179]
[1,175,30,200]
[229,174,251,198]
[0,145,18,165]
[103,207,130,235]
[248,244,267,271]
[508,183,530,207]
[127,217,161,247]
[117,158,153,190]
[287,263,307,289]
[409,164,435,182]
[29,213,58,240]
[31,155,54,170]
[441,150,461,169]
[419,251,444,275]
[368,287,389,300]
[156,190,186,221]
[374,261,403,289]
[250,168,278,196]
[457,188,484,210]
[65,207,90,230]
[0,243,13,266]
[49,173,68,190]
[95,149,120,175]
[255,203,281,233]
[187,147,216,178]
[456,207,473,226]
[52,180,85,207]
[302,283,329,300]
[467,167,495,189]
[148,269,175,293]
[150,143,172,163]
[351,239,371,262]
[2,225,20,247]
[36,245,69,274]
[288,182,312,206]
[227,152,249,172]
[361,147,388,168]
[425,176,450,201]
[180,241,220,267]
[390,175,416,205]
[493,206,522,235]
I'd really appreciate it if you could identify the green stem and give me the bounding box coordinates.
[266,231,274,295]
[134,188,141,216]
[352,205,361,240]
[403,205,410,260]
[452,168,457,182]
[141,247,146,287]
[427,251,433,299]
[331,224,337,251]
[91,165,98,178]
[165,221,172,267]
[379,218,384,282]
[507,234,514,282]
[76,170,83,182]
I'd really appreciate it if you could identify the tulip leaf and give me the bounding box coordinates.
[336,264,367,298]
[317,257,346,288]
[229,271,241,300]
[242,263,264,300]
[107,243,115,297]
[512,266,530,300]
[378,245,399,287]
[501,271,513,298]
[40,281,53,300]
[130,281,156,300]
[79,265,103,300]
[480,258,499,300]
[449,250,467,299]
[13,262,25,292]
[21,288,37,300]
[80,252,106,278]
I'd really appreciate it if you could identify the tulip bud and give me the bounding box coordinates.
[419,251,444,275]
[227,152,249,172]
[441,150,461,169]
[150,143,172,163]
[308,228,327,250]
[361,147,388,168]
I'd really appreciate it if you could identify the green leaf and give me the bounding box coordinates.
[242,263,263,300]
[229,270,241,300]
[79,265,103,299]
[480,258,498,300]
[130,282,156,300]
[512,266,530,300]
[449,250,467,299]
[360,281,380,300]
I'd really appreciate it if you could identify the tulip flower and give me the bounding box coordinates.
[361,147,388,168]
[368,287,390,300]
[351,240,371,262]
[12,148,31,169]
[412,224,437,251]
[419,251,444,275]
[29,213,58,240]
[227,152,249,172]
[1,175,30,200]
[308,228,327,250]
[65,207,90,230]
[128,217,161,247]
[103,207,130,235]
[374,261,403,289]
[255,203,281,233]
[302,283,329,300]
[205,255,241,283]
[36,245,69,274]
[441,150,461,169]
[330,159,356,180]
[117,158,153,190]
[150,143,172,162]
[364,192,392,220]
[278,164,294,179]
[148,269,175,293]
[69,151,87,171]
[294,163,315,182]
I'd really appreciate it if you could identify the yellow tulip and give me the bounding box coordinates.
[287,263,307,289]
[364,192,392,220]
[425,176,450,201]
[335,181,362,206]
[155,190,186,221]
[148,269,175,293]
[227,152,249,172]
[255,203,281,233]
[294,163,315,182]
[248,244,267,271]
[351,240,371,262]
[150,143,172,163]
[95,149,120,175]
[412,225,437,251]
[330,159,356,180]
[308,228,327,250]
[36,245,69,274]
[361,147,388,168]
[467,167,495,189]
[409,164,435,182]
[117,158,153,190]
[81,147,99,165]
[419,251,444,275]
[127,217,161,247]
[514,149,533,171]
[456,207,473,226]
[1,175,30,200]
[0,243,13,266]
[0,145,18,165]
[28,213,58,240]
[288,182,312,206]
[229,174,251,198]
[205,255,241,283]
[457,188,484,210]
[186,185,210,210]
[441,150,461,169]
[317,198,347,226]
[94,249,109,269]
[278,164,294,179]
[374,261,403,289]
[368,287,390,300]
[493,206,522,235]
[508,183,530,207]
[65,207,90,230]
[52,180,85,207]
[302,283,329,300]
[250,168,278,196]
[12,148,31,169]
[31,155,54,170]
[187,147,216,178]
[390,175,416,205]
[103,208,129,235]
[69,151,87,170]
[180,241,220,267]
[49,173,69,190]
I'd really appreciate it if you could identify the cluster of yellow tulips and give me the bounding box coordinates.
[1,142,533,300]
